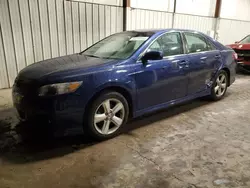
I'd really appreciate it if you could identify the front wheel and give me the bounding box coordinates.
[210,70,228,100]
[84,91,129,141]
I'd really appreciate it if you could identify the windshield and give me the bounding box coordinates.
[240,35,250,44]
[81,31,153,59]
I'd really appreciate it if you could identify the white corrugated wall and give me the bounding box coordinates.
[126,8,173,30]
[126,8,215,36]
[128,0,250,46]
[127,0,216,36]
[173,14,215,35]
[217,19,250,45]
[217,0,250,45]
[0,0,123,89]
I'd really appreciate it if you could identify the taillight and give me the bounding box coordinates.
[233,52,238,60]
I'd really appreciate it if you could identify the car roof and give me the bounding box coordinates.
[122,29,227,51]
[127,28,202,34]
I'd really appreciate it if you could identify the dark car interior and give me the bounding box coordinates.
[149,35,184,56]
[189,43,207,53]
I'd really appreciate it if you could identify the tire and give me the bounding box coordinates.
[210,70,228,101]
[84,91,129,141]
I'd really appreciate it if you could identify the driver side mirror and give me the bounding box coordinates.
[141,51,163,64]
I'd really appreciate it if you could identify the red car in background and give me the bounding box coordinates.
[228,35,250,71]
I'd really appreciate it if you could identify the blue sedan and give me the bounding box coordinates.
[13,29,236,140]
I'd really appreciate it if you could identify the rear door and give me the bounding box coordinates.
[183,32,222,95]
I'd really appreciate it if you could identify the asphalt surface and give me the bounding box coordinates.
[0,74,250,188]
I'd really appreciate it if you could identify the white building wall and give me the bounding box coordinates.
[220,0,250,21]
[129,0,216,36]
[126,8,173,30]
[174,14,216,35]
[130,0,216,16]
[71,0,123,6]
[0,0,123,89]
[129,0,250,45]
[130,0,174,12]
[176,0,216,17]
[217,19,250,45]
[217,0,250,44]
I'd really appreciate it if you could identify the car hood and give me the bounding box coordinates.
[228,43,250,50]
[17,54,120,80]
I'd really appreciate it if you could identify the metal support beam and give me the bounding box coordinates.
[214,0,222,39]
[171,0,177,28]
[214,0,222,18]
[123,0,130,31]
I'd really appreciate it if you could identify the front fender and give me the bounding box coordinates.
[89,80,137,114]
[82,64,137,116]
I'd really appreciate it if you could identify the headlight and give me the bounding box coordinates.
[39,81,83,96]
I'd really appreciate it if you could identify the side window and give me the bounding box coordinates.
[207,40,216,51]
[184,33,211,53]
[148,32,184,57]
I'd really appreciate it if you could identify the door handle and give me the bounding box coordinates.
[162,66,167,69]
[200,56,207,63]
[200,57,207,60]
[179,60,189,68]
[179,60,187,65]
[215,55,221,59]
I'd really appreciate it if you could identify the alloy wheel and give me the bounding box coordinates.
[94,98,125,135]
[214,73,227,97]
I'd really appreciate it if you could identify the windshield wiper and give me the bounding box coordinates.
[83,54,100,58]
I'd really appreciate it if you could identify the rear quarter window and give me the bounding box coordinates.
[184,32,216,53]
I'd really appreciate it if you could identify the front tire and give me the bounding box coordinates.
[84,91,129,141]
[210,70,228,100]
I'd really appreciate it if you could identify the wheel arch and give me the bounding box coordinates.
[84,85,134,119]
[221,67,230,86]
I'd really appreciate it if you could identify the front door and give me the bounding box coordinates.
[135,32,189,111]
[183,32,222,95]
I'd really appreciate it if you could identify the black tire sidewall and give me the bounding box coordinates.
[210,70,228,100]
[84,91,129,140]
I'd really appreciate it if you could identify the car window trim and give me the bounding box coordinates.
[137,31,186,62]
[206,39,217,51]
[183,31,218,54]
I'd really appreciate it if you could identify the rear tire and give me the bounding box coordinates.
[84,91,129,141]
[209,70,228,101]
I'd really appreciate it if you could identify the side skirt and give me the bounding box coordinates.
[134,89,211,118]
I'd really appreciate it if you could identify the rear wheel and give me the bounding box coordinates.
[84,91,129,140]
[210,70,228,100]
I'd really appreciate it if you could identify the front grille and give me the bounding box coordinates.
[234,49,250,55]
[234,49,250,57]
[243,57,250,61]
[234,49,250,61]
